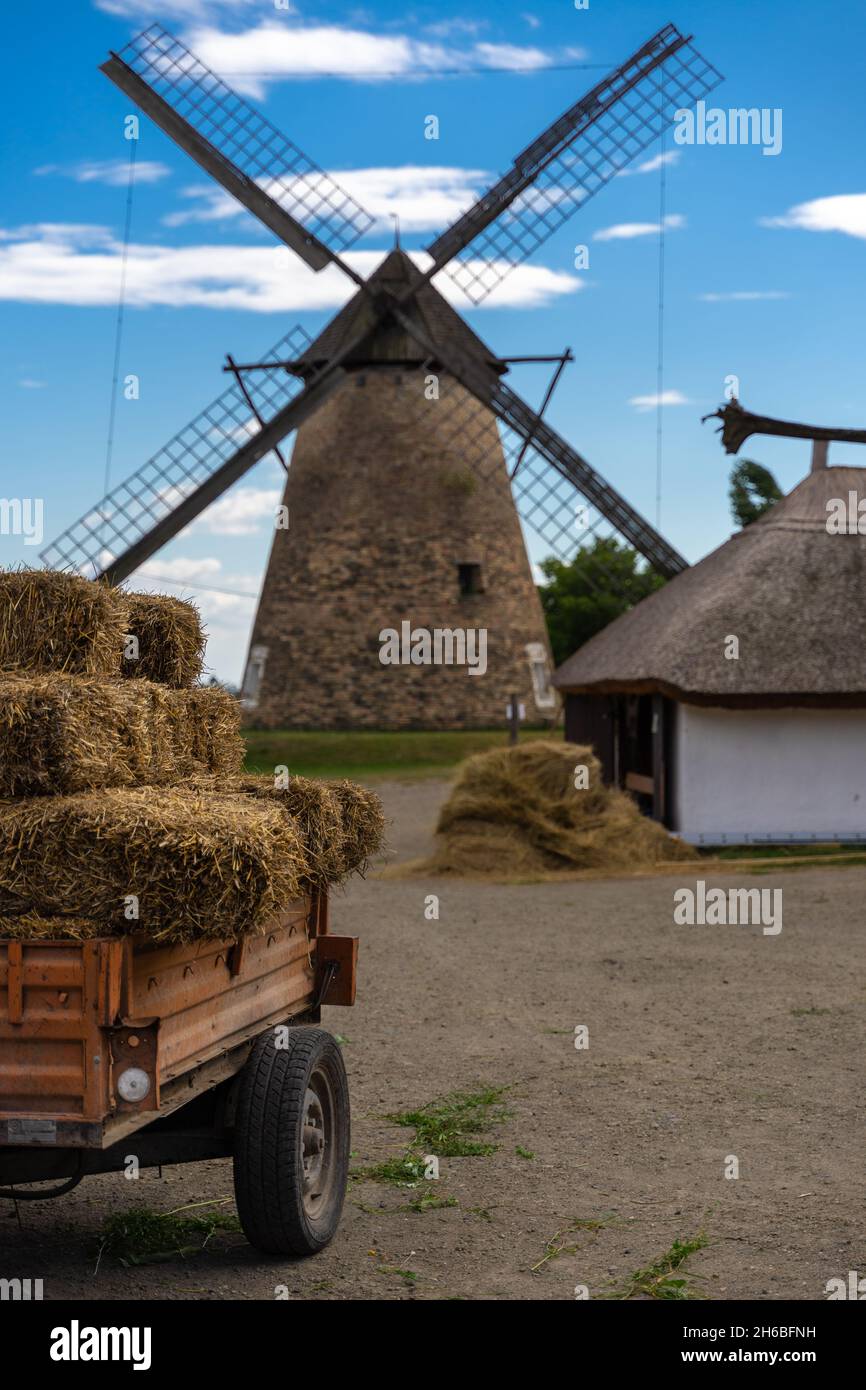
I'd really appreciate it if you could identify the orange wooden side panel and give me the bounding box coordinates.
[0,895,328,1147]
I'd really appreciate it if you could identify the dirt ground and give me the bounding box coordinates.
[2,777,864,1302]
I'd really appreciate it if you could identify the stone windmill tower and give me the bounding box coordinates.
[245,250,555,729]
[42,24,722,730]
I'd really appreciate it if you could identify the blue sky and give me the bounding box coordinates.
[3,0,866,682]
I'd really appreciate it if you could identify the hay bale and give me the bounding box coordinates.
[0,914,102,942]
[0,675,243,796]
[326,779,386,876]
[122,592,205,688]
[214,774,385,884]
[0,787,306,943]
[410,740,695,879]
[0,569,127,676]
[182,686,244,777]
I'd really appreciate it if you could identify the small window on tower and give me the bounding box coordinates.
[458,563,484,596]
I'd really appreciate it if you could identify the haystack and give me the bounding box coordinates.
[401,740,695,879]
[122,592,205,687]
[0,569,128,676]
[0,788,306,943]
[0,674,243,796]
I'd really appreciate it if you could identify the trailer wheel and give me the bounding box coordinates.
[233,1026,350,1256]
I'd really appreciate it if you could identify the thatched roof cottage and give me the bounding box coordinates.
[553,461,866,844]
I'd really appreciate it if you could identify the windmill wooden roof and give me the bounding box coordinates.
[289,249,507,378]
[554,465,866,706]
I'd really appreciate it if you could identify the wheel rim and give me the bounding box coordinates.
[301,1066,336,1220]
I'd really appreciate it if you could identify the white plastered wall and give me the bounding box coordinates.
[671,704,866,844]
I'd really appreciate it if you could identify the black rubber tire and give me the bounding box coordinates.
[233,1026,350,1256]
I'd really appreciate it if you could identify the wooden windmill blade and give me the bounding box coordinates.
[382,297,687,577]
[101,24,374,278]
[424,22,723,304]
[39,326,324,584]
[41,23,387,585]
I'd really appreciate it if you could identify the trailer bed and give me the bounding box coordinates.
[0,888,357,1151]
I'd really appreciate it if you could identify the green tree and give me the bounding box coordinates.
[729,459,782,528]
[538,536,665,667]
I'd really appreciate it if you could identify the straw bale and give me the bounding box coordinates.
[182,685,244,776]
[0,675,243,796]
[0,569,127,676]
[213,775,385,884]
[326,778,386,876]
[0,914,103,942]
[0,787,306,943]
[121,592,205,688]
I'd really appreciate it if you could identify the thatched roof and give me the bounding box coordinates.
[554,464,866,705]
[289,249,506,378]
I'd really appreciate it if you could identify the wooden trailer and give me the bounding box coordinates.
[0,889,358,1256]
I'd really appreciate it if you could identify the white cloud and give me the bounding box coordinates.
[698,290,790,302]
[95,0,265,20]
[35,160,171,187]
[629,390,690,412]
[191,486,282,535]
[184,21,562,96]
[522,14,542,30]
[164,166,490,234]
[594,214,685,242]
[137,556,224,583]
[473,42,551,71]
[619,150,681,177]
[0,223,581,312]
[424,18,486,38]
[18,378,46,389]
[760,194,866,240]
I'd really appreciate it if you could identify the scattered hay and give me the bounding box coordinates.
[0,568,128,676]
[0,674,243,796]
[0,788,305,943]
[122,593,206,688]
[395,740,695,880]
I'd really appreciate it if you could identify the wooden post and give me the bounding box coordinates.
[508,693,520,746]
[652,694,665,824]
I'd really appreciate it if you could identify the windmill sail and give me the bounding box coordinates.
[425,22,723,303]
[382,292,686,576]
[102,25,375,272]
[40,327,314,583]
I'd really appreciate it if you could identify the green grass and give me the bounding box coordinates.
[354,1153,427,1187]
[387,1085,512,1158]
[603,1234,709,1300]
[242,728,559,781]
[531,1215,621,1273]
[354,1085,511,1199]
[400,1192,459,1213]
[699,842,866,862]
[93,1201,241,1268]
[377,1266,419,1283]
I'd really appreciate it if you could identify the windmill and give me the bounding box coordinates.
[41,22,722,730]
